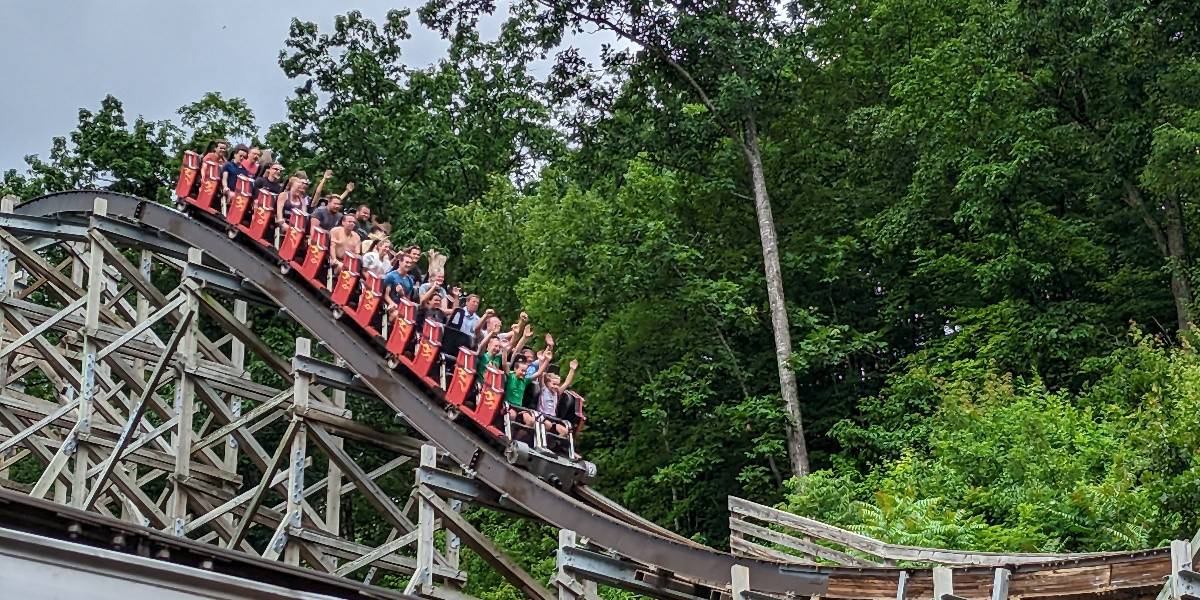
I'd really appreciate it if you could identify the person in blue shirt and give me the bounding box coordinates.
[220,144,251,204]
[383,253,417,321]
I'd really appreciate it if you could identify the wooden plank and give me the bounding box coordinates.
[289,527,465,580]
[730,516,880,567]
[731,536,814,564]
[334,530,420,576]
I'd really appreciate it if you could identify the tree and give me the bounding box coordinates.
[177,92,258,152]
[270,10,561,254]
[14,95,179,201]
[422,0,814,476]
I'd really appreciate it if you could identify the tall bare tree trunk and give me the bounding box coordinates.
[1164,195,1192,332]
[742,116,810,477]
[1124,182,1193,332]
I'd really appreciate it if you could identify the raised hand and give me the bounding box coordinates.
[322,169,333,180]
[523,324,534,338]
[544,332,555,348]
[569,359,579,371]
[519,311,528,321]
[345,181,355,192]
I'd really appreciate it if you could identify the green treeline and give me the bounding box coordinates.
[6,0,1200,581]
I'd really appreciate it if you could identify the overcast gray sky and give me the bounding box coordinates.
[0,1,494,171]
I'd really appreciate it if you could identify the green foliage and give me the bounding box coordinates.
[791,332,1200,552]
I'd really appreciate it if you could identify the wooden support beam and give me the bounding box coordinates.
[409,445,437,595]
[289,527,464,580]
[990,568,1009,600]
[191,390,288,454]
[932,567,953,600]
[731,564,750,600]
[418,486,554,600]
[93,293,185,362]
[283,337,312,566]
[0,397,80,456]
[334,530,420,576]
[0,296,86,360]
[307,423,417,534]
[83,309,193,510]
[729,516,879,567]
[227,418,300,550]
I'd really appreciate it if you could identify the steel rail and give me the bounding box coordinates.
[10,190,829,595]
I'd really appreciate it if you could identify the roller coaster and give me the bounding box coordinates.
[0,189,1193,600]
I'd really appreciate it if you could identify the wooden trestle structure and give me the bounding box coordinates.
[0,191,1194,600]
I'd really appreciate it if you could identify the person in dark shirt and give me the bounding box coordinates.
[251,162,285,196]
[401,245,425,285]
[353,205,372,240]
[232,162,284,227]
[415,292,455,330]
[220,144,251,202]
[309,192,343,233]
[275,171,314,227]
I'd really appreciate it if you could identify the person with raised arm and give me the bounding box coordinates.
[414,285,459,329]
[476,317,506,375]
[310,188,343,235]
[524,332,556,379]
[532,354,577,438]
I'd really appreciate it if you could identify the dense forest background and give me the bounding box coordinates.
[6,0,1200,594]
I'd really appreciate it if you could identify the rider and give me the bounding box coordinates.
[532,354,578,439]
[220,144,251,203]
[201,139,229,166]
[329,214,362,277]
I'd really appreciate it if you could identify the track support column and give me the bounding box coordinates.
[71,196,109,508]
[732,564,750,600]
[325,356,345,542]
[225,299,247,475]
[0,195,14,480]
[933,566,954,600]
[407,444,437,595]
[170,248,202,533]
[281,337,311,565]
[556,530,599,600]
